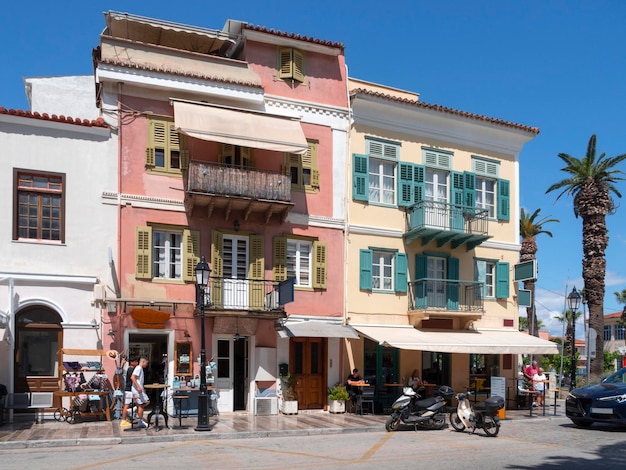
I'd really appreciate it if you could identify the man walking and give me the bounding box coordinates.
[119,356,138,428]
[131,357,150,428]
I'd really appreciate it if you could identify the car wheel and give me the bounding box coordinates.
[571,418,593,428]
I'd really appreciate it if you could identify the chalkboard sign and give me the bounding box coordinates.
[491,376,506,401]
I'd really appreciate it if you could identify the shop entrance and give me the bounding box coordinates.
[290,338,326,409]
[128,333,169,384]
[214,335,249,413]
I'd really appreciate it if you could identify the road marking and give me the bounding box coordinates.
[71,441,195,469]
[360,432,394,461]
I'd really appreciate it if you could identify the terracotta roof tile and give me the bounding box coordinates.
[350,88,540,135]
[0,107,108,128]
[244,24,344,50]
[605,311,622,319]
[98,57,263,89]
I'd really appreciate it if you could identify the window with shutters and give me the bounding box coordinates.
[277,47,306,83]
[352,138,399,205]
[359,249,407,294]
[475,259,508,300]
[422,147,452,170]
[475,177,496,218]
[273,236,327,289]
[135,225,199,282]
[219,144,253,168]
[286,140,318,192]
[14,170,65,242]
[145,116,189,175]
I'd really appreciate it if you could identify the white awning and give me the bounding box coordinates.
[278,321,359,339]
[173,100,308,154]
[353,325,559,355]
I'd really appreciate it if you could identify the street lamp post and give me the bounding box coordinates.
[567,287,581,390]
[195,256,211,432]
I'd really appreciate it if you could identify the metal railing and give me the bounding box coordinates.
[187,161,291,202]
[406,200,489,234]
[203,278,285,311]
[408,278,484,312]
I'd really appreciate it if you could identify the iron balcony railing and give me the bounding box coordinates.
[406,200,489,234]
[187,161,291,202]
[408,278,484,312]
[200,278,292,311]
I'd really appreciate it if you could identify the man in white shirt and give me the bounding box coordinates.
[131,357,150,428]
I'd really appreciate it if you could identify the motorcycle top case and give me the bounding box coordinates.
[435,385,455,400]
[484,396,505,412]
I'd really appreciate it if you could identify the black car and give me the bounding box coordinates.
[566,367,626,427]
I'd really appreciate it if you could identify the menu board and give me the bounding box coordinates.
[491,376,506,400]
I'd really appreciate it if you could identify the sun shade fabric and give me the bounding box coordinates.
[173,101,308,154]
[278,321,359,339]
[353,325,559,354]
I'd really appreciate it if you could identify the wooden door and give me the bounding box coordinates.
[290,338,326,410]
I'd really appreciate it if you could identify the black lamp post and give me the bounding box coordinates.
[567,287,581,390]
[195,256,211,431]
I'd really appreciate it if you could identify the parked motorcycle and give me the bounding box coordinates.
[449,391,504,437]
[385,385,454,431]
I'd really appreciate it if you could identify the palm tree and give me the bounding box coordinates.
[518,316,545,332]
[547,134,626,377]
[519,208,559,336]
[555,309,583,356]
[614,288,626,324]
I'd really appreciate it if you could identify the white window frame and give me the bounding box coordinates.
[476,177,496,218]
[425,168,449,203]
[369,158,396,205]
[287,239,312,287]
[484,261,496,298]
[372,251,394,291]
[152,229,183,280]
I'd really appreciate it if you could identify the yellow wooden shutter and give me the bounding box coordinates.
[136,226,152,279]
[293,49,305,83]
[168,122,180,152]
[183,229,200,282]
[312,241,327,289]
[304,142,319,189]
[211,230,223,308]
[248,235,265,309]
[242,147,254,168]
[219,144,234,165]
[180,150,190,170]
[278,48,293,79]
[145,120,157,167]
[273,237,287,281]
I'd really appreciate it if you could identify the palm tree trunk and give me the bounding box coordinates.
[579,197,608,378]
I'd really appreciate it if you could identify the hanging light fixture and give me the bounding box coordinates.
[233,317,243,341]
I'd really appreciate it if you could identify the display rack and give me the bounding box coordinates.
[54,349,111,423]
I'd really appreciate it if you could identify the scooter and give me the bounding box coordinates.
[385,385,454,431]
[449,391,504,437]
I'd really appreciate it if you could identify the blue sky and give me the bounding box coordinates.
[2,1,626,337]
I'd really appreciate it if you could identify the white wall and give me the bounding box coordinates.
[25,76,100,120]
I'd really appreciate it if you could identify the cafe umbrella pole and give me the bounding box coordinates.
[195,256,212,432]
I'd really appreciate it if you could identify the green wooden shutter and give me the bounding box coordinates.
[496,261,510,299]
[249,235,265,309]
[293,49,305,83]
[413,164,425,202]
[463,171,476,209]
[398,163,414,207]
[182,229,200,282]
[497,179,510,221]
[394,253,408,293]
[450,172,465,231]
[447,257,460,311]
[353,154,369,202]
[312,241,327,289]
[273,237,287,281]
[359,249,372,291]
[414,254,427,308]
[211,230,223,308]
[136,226,152,279]
[278,48,293,79]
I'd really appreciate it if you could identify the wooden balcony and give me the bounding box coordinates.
[404,200,491,250]
[185,161,293,223]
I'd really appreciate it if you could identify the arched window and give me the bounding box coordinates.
[16,306,62,378]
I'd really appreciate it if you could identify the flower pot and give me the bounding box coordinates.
[280,400,298,415]
[328,399,346,414]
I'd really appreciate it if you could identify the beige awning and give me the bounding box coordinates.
[353,325,559,355]
[278,321,359,339]
[173,100,308,154]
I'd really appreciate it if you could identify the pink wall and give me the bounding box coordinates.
[246,41,347,108]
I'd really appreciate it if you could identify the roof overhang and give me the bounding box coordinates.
[353,325,560,355]
[173,99,308,154]
[278,320,359,339]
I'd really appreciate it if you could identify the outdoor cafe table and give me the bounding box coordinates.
[144,383,169,431]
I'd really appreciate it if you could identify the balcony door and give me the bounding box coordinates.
[223,235,249,309]
[427,257,447,308]
[425,169,449,229]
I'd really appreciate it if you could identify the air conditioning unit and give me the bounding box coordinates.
[255,397,278,415]
[93,284,106,303]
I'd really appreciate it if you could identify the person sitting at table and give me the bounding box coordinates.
[408,369,423,389]
[533,367,547,408]
[346,368,365,403]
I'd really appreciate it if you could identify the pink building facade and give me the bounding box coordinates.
[95,13,350,414]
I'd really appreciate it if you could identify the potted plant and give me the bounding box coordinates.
[327,383,349,414]
[279,373,298,415]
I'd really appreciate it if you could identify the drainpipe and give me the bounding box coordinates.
[8,277,15,421]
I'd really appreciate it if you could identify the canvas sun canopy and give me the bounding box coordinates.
[278,321,359,339]
[353,325,559,355]
[173,100,309,154]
